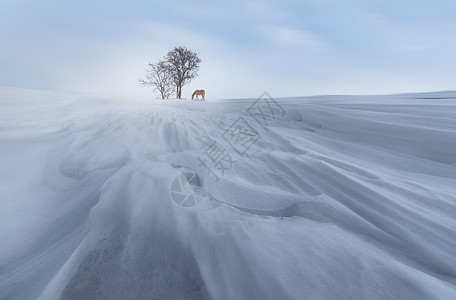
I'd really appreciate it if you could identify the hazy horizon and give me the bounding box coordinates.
[2,0,455,99]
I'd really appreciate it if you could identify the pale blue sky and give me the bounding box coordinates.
[1,0,455,98]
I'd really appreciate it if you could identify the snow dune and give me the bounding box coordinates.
[1,87,455,299]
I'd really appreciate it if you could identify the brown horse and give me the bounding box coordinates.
[192,89,205,101]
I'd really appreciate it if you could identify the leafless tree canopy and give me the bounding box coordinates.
[165,46,201,99]
[139,46,201,99]
[139,60,173,99]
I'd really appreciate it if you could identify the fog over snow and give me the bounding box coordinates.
[1,0,456,299]
[1,87,455,299]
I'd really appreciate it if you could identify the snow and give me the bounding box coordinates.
[1,87,456,299]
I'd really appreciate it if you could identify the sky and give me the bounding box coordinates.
[1,0,456,99]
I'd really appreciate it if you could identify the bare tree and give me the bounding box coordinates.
[139,60,173,99]
[165,46,201,99]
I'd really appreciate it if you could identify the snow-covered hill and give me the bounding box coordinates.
[1,87,455,299]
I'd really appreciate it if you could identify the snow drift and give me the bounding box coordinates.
[0,87,455,299]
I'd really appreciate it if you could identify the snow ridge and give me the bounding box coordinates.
[1,88,456,299]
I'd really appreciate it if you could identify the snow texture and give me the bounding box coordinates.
[1,87,455,299]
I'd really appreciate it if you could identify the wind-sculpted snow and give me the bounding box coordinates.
[1,88,455,299]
